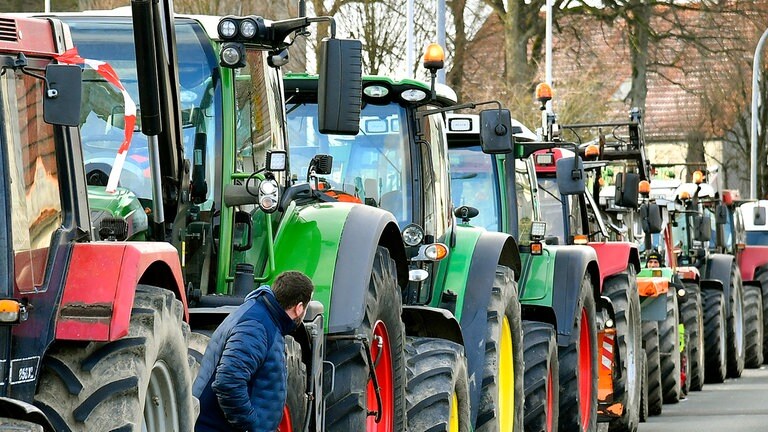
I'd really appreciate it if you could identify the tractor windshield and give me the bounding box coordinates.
[66,18,220,207]
[287,102,412,224]
[448,145,500,231]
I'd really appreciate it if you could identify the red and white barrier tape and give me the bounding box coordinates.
[55,48,137,194]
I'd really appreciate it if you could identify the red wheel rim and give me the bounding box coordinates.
[546,363,554,432]
[367,320,394,431]
[578,308,592,429]
[277,405,292,432]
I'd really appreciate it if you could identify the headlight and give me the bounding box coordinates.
[220,45,243,67]
[259,178,279,213]
[402,224,425,246]
[218,19,237,39]
[240,19,257,38]
[364,85,389,98]
[401,89,427,102]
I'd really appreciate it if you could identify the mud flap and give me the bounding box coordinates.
[597,328,622,421]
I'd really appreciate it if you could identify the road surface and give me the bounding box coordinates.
[637,366,768,431]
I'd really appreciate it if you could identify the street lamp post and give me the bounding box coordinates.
[750,28,768,199]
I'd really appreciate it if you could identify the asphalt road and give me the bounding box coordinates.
[637,366,768,432]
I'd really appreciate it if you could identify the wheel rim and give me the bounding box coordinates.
[142,360,179,432]
[578,308,592,429]
[367,320,394,431]
[546,363,554,432]
[277,406,292,432]
[499,316,515,431]
[449,392,460,432]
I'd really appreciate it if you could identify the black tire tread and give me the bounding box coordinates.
[34,285,194,432]
[680,283,704,391]
[725,265,745,378]
[405,337,471,432]
[603,268,642,432]
[522,321,559,432]
[743,284,764,368]
[658,291,681,404]
[641,321,662,416]
[703,290,727,383]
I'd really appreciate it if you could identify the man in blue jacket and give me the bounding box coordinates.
[193,271,314,432]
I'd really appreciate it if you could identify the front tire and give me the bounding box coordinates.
[558,275,597,432]
[755,266,768,362]
[34,285,195,432]
[405,337,471,432]
[522,321,559,432]
[324,247,407,431]
[476,266,525,432]
[743,284,764,368]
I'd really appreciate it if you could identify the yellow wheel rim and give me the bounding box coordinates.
[499,316,515,432]
[449,392,459,432]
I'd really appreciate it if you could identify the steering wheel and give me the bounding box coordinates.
[86,169,110,187]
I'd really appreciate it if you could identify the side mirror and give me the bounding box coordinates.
[317,38,363,135]
[454,205,479,223]
[715,204,729,225]
[614,172,639,209]
[556,156,585,195]
[693,214,712,242]
[232,211,253,251]
[43,64,82,127]
[640,203,663,234]
[479,108,515,154]
[754,206,767,226]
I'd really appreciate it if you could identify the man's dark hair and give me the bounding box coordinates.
[273,271,314,310]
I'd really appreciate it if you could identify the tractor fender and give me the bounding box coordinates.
[551,245,600,346]
[589,241,641,287]
[401,305,464,346]
[700,279,724,292]
[0,397,55,432]
[268,203,405,334]
[677,266,701,283]
[738,246,768,282]
[704,253,737,310]
[328,204,406,334]
[56,242,187,342]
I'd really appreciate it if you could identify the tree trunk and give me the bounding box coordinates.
[628,1,650,112]
[501,2,532,87]
[685,130,706,182]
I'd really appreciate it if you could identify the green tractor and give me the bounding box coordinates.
[283,58,526,430]
[50,7,417,431]
[448,108,649,432]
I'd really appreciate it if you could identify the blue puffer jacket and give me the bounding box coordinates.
[193,287,297,432]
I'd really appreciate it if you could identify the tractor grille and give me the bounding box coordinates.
[0,18,17,42]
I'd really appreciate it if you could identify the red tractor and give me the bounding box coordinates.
[0,15,193,431]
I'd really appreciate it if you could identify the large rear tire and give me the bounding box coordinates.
[641,321,662,416]
[679,283,704,391]
[702,290,727,383]
[557,275,597,432]
[725,265,745,378]
[522,321,559,432]
[280,336,308,432]
[603,268,641,432]
[476,266,524,432]
[324,247,407,431]
[743,284,764,368]
[33,285,195,432]
[404,337,471,432]
[658,290,681,404]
